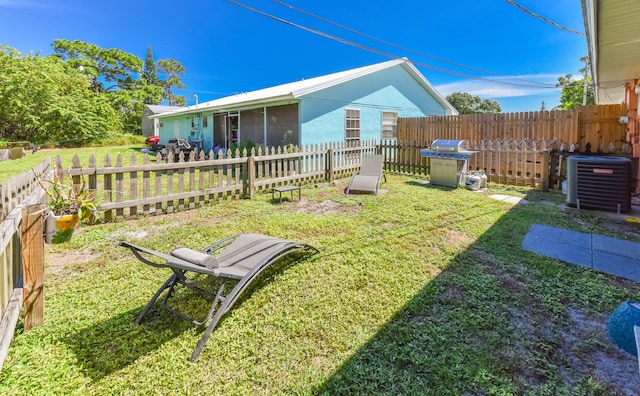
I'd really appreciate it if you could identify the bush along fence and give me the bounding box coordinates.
[58,141,379,221]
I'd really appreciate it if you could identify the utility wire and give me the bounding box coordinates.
[229,0,557,89]
[505,0,585,37]
[274,0,554,88]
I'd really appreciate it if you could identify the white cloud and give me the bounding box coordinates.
[436,73,561,99]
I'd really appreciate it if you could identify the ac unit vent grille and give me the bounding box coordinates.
[566,156,631,213]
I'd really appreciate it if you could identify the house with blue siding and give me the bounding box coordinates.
[151,58,456,152]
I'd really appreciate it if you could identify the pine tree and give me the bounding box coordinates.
[142,46,159,86]
[141,46,162,105]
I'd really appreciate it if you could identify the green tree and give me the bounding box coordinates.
[141,46,163,105]
[52,39,143,93]
[52,40,170,133]
[0,45,121,145]
[157,58,186,106]
[556,57,595,110]
[446,92,502,114]
[142,46,159,86]
[107,82,162,133]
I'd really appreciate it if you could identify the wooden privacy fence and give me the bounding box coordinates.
[397,104,628,152]
[0,159,48,371]
[468,139,552,189]
[380,139,553,189]
[58,142,378,221]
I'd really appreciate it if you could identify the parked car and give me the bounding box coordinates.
[145,135,160,146]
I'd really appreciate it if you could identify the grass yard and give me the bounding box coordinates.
[1,174,640,395]
[0,144,150,182]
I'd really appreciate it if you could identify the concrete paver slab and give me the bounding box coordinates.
[522,225,592,268]
[592,234,640,260]
[488,194,529,205]
[523,224,592,249]
[592,251,640,282]
[522,224,640,282]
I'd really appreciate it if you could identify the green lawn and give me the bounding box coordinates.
[0,144,151,182]
[1,172,639,395]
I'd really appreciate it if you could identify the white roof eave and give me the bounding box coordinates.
[149,94,297,118]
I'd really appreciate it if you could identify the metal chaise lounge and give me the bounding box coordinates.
[345,154,386,195]
[120,233,319,361]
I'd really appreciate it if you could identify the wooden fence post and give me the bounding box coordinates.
[326,147,334,181]
[247,156,256,199]
[21,204,44,330]
[103,154,113,222]
[541,151,550,192]
[115,154,124,219]
[129,155,138,217]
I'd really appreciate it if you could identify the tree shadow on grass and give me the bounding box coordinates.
[404,179,457,191]
[313,189,640,395]
[313,253,504,395]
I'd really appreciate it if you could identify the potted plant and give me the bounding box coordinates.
[34,170,99,244]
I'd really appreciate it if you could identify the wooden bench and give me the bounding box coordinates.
[272,185,300,204]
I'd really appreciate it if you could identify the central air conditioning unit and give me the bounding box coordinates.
[566,156,631,213]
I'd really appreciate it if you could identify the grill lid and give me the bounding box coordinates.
[420,139,476,159]
[429,139,469,153]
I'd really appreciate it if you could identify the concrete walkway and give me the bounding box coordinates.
[488,194,529,205]
[522,224,640,282]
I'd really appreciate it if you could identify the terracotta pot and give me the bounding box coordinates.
[44,212,78,244]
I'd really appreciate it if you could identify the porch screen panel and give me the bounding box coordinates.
[213,114,225,147]
[266,103,299,147]
[239,108,265,146]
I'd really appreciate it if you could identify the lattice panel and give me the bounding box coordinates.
[266,104,299,147]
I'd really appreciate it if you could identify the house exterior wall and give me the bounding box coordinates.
[157,63,448,149]
[158,112,215,151]
[626,80,640,193]
[141,107,155,137]
[198,113,214,151]
[160,104,299,151]
[158,114,192,144]
[298,65,448,146]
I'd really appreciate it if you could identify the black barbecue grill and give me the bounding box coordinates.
[420,139,477,187]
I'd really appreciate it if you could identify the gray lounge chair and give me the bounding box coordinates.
[120,233,319,361]
[345,154,386,195]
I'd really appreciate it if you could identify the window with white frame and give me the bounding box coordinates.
[345,108,360,145]
[202,115,208,128]
[381,111,397,140]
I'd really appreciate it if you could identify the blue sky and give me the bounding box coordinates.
[0,0,587,113]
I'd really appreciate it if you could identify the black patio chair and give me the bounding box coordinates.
[120,233,319,361]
